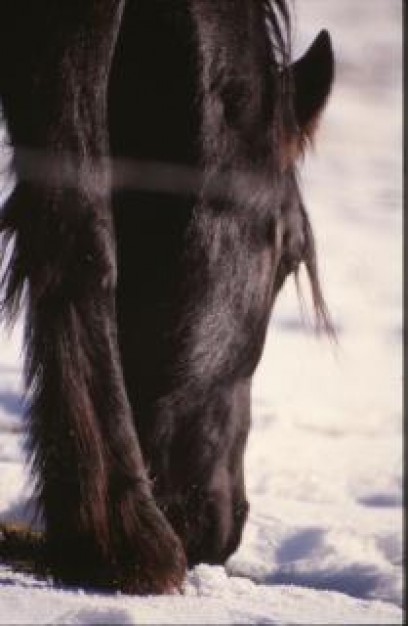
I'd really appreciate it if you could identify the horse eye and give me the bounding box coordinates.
[279,228,305,277]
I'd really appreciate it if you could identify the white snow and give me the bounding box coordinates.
[0,1,403,624]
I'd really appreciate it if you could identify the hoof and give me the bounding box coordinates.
[0,523,47,575]
[44,492,187,594]
[0,494,187,595]
[108,491,187,594]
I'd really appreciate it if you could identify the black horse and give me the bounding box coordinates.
[0,1,334,594]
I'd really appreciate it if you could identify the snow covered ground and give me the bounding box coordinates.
[0,1,403,624]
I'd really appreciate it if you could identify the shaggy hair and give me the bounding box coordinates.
[0,0,334,593]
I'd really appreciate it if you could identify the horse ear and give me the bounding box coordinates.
[291,29,334,144]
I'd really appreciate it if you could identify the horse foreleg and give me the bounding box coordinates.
[0,0,185,593]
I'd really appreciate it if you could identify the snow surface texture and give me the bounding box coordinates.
[0,0,403,624]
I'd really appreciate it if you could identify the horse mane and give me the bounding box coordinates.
[262,0,291,63]
[264,0,334,337]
